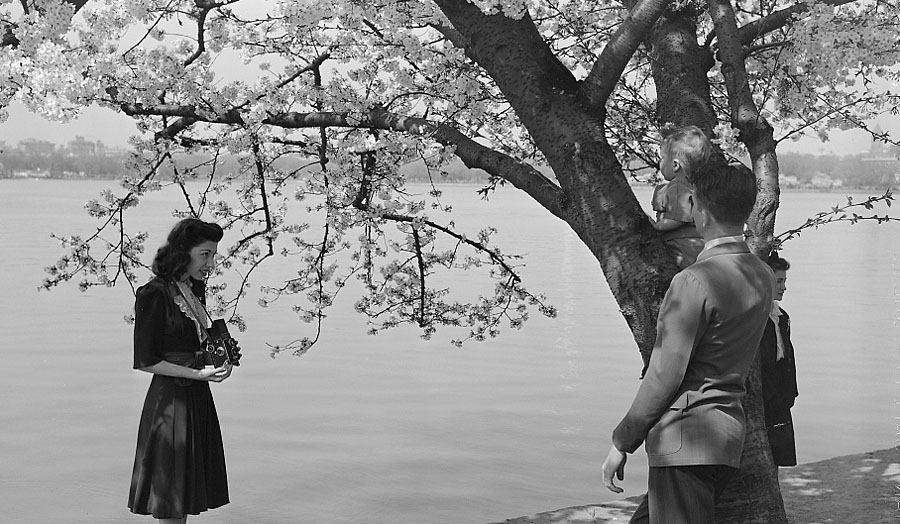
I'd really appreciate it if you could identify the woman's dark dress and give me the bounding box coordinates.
[128,277,229,518]
[760,306,798,466]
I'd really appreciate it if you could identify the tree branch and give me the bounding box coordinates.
[775,190,898,245]
[42,152,169,290]
[120,101,568,219]
[736,0,856,46]
[183,5,212,67]
[708,0,780,251]
[580,0,668,111]
[775,94,900,147]
[218,141,276,316]
[411,226,427,326]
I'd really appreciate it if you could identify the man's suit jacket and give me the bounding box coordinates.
[612,240,774,468]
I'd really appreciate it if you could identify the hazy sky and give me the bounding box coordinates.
[0,100,896,156]
[0,103,138,148]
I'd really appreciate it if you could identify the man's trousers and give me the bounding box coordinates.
[628,465,737,524]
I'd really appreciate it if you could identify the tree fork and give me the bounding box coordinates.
[647,4,788,521]
[434,0,679,365]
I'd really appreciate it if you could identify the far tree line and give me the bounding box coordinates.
[7,0,899,519]
[2,138,897,190]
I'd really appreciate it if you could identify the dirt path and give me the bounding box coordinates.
[780,447,899,523]
[492,447,899,524]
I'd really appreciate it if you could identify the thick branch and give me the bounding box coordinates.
[736,0,856,46]
[123,4,571,222]
[183,6,212,67]
[581,0,668,111]
[431,0,580,125]
[120,102,567,218]
[427,125,566,220]
[709,1,759,130]
[708,0,779,251]
[647,11,717,130]
[411,226,427,327]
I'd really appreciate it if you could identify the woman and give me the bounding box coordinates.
[760,252,799,467]
[128,218,232,523]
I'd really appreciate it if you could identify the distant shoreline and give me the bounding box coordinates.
[0,176,893,193]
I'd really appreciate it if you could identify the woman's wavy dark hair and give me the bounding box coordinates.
[767,251,791,272]
[151,218,224,280]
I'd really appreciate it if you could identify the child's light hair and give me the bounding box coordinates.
[660,125,713,178]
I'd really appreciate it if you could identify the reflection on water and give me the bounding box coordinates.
[0,180,897,524]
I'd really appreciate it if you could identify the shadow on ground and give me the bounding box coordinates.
[492,448,899,524]
[488,496,643,524]
[780,447,899,524]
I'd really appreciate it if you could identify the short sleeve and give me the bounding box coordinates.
[651,183,667,213]
[133,283,168,369]
[661,179,694,224]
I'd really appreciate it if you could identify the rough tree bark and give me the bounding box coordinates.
[8,0,801,520]
[707,1,786,520]
[433,0,679,370]
[436,1,788,522]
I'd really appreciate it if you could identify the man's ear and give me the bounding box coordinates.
[672,158,682,173]
[691,195,708,228]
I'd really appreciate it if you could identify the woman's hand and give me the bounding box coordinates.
[199,363,232,383]
[140,360,234,382]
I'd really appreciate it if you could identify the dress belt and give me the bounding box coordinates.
[162,351,205,386]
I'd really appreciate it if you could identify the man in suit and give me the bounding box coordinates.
[601,160,775,524]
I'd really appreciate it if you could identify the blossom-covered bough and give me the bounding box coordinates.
[4,0,898,520]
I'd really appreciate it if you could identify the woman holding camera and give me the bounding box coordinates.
[128,218,233,523]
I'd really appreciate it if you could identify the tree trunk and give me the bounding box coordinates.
[435,2,787,519]
[435,0,679,363]
[705,1,788,519]
[714,359,786,523]
[645,9,787,522]
[646,11,718,132]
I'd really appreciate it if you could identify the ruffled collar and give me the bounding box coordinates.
[172,280,210,342]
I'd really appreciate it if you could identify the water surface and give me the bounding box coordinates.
[0,179,896,524]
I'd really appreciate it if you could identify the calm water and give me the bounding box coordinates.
[0,179,897,524]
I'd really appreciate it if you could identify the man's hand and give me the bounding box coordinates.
[601,445,627,494]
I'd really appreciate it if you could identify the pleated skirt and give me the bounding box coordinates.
[128,374,229,518]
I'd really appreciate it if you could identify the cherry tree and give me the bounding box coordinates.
[3,0,899,521]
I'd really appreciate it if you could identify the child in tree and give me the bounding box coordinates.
[651,125,712,268]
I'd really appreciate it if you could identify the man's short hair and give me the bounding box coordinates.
[660,125,713,177]
[691,160,758,226]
